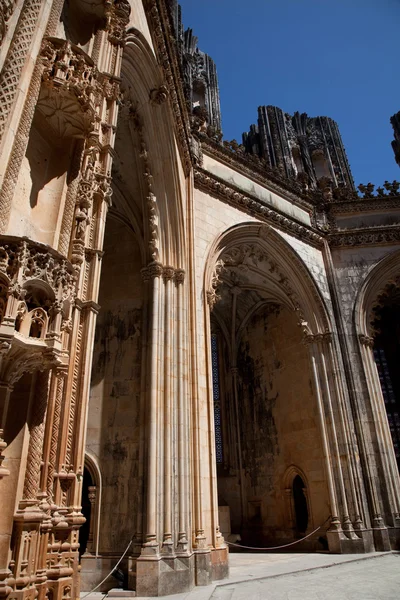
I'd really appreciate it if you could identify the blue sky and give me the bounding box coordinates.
[179,0,400,187]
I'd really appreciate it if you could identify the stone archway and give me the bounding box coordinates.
[355,250,400,540]
[204,223,368,553]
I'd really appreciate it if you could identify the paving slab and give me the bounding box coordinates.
[81,552,400,600]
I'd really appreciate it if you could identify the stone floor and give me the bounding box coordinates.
[81,551,400,600]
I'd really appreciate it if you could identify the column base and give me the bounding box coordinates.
[388,527,400,550]
[327,529,373,553]
[135,554,195,597]
[210,547,229,581]
[372,526,391,551]
[80,555,130,593]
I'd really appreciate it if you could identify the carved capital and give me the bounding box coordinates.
[359,333,374,348]
[174,269,185,286]
[162,266,175,282]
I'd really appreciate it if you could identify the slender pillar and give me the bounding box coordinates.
[162,267,174,555]
[307,337,343,542]
[176,270,189,554]
[359,336,400,529]
[318,335,356,537]
[85,486,97,555]
[141,263,163,555]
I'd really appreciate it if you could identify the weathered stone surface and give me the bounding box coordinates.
[0,1,400,599]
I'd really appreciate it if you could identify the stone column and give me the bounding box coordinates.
[85,486,97,555]
[175,269,189,555]
[140,262,163,556]
[162,267,175,556]
[0,382,12,479]
[358,334,400,548]
[306,335,344,550]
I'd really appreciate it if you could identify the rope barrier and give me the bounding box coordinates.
[81,538,133,599]
[80,517,332,596]
[226,517,331,551]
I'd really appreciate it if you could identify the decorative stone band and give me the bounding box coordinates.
[327,196,400,214]
[141,262,185,284]
[328,225,400,247]
[303,331,333,345]
[198,135,313,212]
[194,168,324,248]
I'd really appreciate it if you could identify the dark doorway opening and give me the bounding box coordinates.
[79,467,93,558]
[373,285,400,471]
[293,475,308,535]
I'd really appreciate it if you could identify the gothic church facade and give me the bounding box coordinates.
[0,0,400,597]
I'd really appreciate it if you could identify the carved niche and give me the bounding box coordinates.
[0,237,76,384]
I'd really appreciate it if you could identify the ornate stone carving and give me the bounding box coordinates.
[22,371,50,501]
[106,0,131,46]
[206,260,224,310]
[150,85,169,105]
[122,99,160,262]
[40,39,100,137]
[328,226,400,248]
[0,237,76,384]
[0,0,17,47]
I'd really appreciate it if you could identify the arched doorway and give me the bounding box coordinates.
[205,224,334,550]
[79,467,93,558]
[372,283,400,470]
[293,475,308,535]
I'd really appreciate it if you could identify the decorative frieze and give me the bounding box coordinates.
[328,226,400,247]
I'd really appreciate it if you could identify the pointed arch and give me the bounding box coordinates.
[355,248,400,338]
[84,452,102,557]
[120,28,186,269]
[204,222,331,336]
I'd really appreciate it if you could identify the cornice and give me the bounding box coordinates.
[194,168,324,248]
[328,225,400,247]
[199,135,315,213]
[143,0,192,175]
[327,196,400,214]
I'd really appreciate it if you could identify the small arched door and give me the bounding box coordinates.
[293,474,308,535]
[79,467,93,558]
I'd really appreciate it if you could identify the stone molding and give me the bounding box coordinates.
[327,196,400,214]
[195,167,400,249]
[328,225,400,248]
[199,135,314,211]
[143,0,192,175]
[194,167,324,248]
[141,262,185,283]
